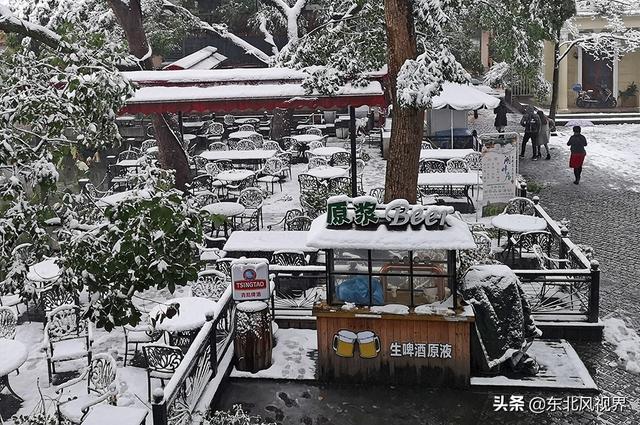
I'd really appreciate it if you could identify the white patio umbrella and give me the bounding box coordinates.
[432,83,501,148]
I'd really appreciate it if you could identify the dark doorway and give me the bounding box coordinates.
[582,50,614,91]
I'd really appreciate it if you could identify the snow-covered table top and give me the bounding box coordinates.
[27,258,60,283]
[417,172,482,186]
[491,214,547,233]
[199,150,276,161]
[216,169,255,182]
[310,147,347,157]
[116,158,144,168]
[420,149,475,160]
[305,166,347,179]
[223,231,318,253]
[228,130,260,140]
[296,124,329,130]
[234,118,260,124]
[150,297,218,332]
[81,405,148,425]
[96,189,151,207]
[0,338,28,376]
[182,121,205,128]
[183,134,198,141]
[201,202,245,217]
[291,134,324,143]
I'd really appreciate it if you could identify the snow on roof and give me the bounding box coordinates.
[432,82,500,111]
[305,214,477,251]
[125,82,384,108]
[163,46,227,71]
[122,67,311,86]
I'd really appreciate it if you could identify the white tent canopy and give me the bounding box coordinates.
[432,82,500,110]
[430,83,500,148]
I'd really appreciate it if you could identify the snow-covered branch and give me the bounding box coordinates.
[258,13,279,56]
[0,4,70,51]
[161,0,271,63]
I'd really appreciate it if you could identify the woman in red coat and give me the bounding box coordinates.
[567,126,587,184]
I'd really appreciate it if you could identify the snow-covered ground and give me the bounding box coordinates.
[550,124,640,192]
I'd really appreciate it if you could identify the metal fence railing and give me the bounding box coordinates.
[511,197,600,322]
[152,286,235,425]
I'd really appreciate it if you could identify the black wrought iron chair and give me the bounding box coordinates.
[256,157,285,193]
[215,258,234,278]
[55,353,118,424]
[419,159,446,173]
[236,187,264,230]
[330,152,351,168]
[0,306,17,339]
[44,304,92,383]
[123,309,163,367]
[271,250,310,266]
[238,123,255,132]
[503,197,536,215]
[191,270,228,301]
[446,158,470,173]
[142,345,184,401]
[328,176,352,197]
[236,139,256,150]
[285,216,313,231]
[369,187,385,204]
[41,285,79,324]
[208,142,228,151]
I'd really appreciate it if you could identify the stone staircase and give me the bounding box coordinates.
[553,111,640,126]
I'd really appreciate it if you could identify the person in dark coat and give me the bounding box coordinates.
[520,106,540,159]
[494,99,508,133]
[567,126,587,184]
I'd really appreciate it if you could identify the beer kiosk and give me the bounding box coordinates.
[308,196,477,387]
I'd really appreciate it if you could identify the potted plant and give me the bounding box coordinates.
[619,81,638,107]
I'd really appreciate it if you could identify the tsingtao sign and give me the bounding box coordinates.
[231,259,270,301]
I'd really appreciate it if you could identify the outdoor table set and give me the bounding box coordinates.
[417,172,482,209]
[149,297,218,351]
[491,214,547,246]
[201,202,246,237]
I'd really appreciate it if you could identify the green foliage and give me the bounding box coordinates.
[619,81,638,100]
[482,203,506,217]
[62,190,204,330]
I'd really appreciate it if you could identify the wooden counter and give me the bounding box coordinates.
[314,303,474,387]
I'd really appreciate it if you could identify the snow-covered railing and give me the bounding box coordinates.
[151,285,235,425]
[511,197,600,322]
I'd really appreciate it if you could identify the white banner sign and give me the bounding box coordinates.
[481,139,518,205]
[231,259,270,301]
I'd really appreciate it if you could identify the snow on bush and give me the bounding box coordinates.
[603,317,640,375]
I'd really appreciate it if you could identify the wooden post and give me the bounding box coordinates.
[234,301,273,373]
[151,388,167,425]
[589,260,600,323]
[349,105,358,197]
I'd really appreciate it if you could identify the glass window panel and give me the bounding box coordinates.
[331,274,383,306]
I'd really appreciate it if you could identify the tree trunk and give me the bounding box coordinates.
[383,0,423,204]
[549,31,561,121]
[107,0,191,189]
[234,301,273,373]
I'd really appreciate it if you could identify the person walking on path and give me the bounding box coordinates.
[536,110,552,160]
[567,126,587,184]
[520,106,540,160]
[494,99,508,133]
